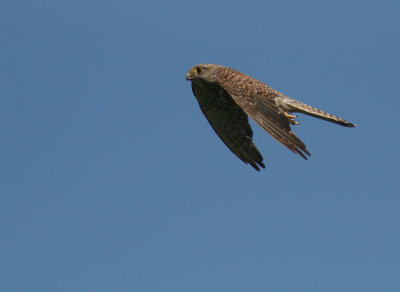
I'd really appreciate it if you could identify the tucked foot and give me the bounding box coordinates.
[285,112,299,125]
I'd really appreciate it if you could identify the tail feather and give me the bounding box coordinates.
[284,99,356,127]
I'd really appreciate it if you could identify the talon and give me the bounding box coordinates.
[285,112,297,119]
[285,112,299,125]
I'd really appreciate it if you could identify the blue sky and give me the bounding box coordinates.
[1,0,399,291]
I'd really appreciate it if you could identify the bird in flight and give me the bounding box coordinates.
[186,64,355,171]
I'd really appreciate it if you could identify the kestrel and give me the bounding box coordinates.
[186,64,355,171]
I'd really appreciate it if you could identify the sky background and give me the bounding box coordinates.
[1,0,399,291]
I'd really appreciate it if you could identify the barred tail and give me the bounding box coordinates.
[285,99,356,127]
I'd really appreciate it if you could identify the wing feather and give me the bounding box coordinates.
[217,70,311,159]
[191,81,265,171]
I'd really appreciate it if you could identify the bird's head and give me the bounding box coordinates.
[186,64,219,83]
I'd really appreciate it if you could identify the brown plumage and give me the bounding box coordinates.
[186,64,355,171]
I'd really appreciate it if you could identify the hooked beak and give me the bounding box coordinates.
[186,73,194,80]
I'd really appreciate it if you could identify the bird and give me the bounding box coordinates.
[186,64,355,171]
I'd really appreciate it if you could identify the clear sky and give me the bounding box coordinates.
[1,0,399,291]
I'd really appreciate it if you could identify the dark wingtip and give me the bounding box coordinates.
[248,160,266,171]
[297,147,311,160]
[257,161,266,171]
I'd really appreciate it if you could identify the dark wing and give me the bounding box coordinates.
[191,81,265,171]
[218,74,311,159]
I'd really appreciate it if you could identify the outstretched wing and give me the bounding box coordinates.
[218,71,311,159]
[191,81,265,171]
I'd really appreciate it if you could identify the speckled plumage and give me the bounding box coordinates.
[186,64,355,171]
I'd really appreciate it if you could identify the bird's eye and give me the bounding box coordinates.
[196,67,203,73]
